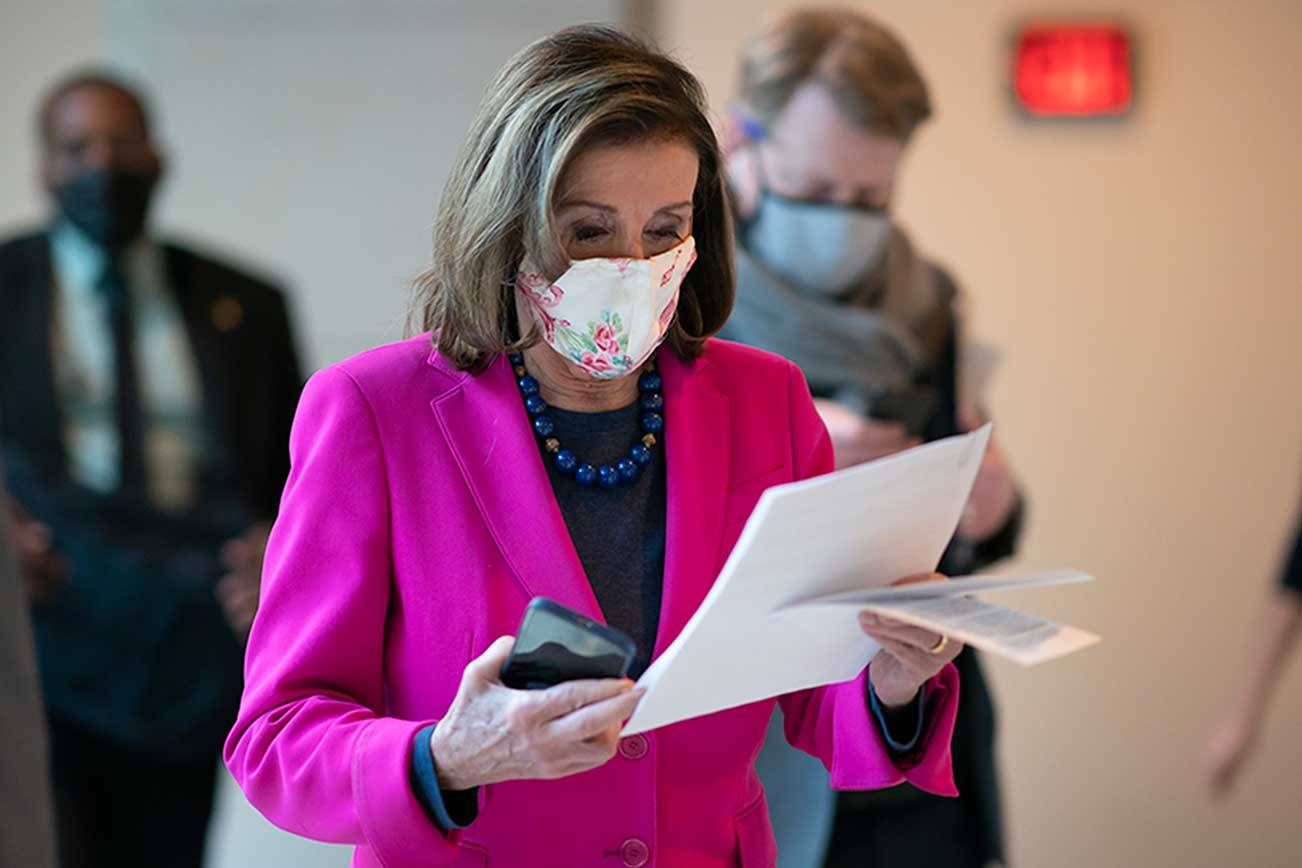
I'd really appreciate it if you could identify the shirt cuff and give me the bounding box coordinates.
[410,723,479,831]
[868,681,927,754]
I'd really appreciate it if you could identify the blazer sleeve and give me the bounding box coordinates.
[223,366,465,861]
[774,360,961,797]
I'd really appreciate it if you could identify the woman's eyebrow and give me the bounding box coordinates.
[557,198,616,213]
[556,199,693,215]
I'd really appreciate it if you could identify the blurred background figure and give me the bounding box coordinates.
[1205,511,1302,797]
[720,9,1022,868]
[0,70,302,868]
[0,480,59,868]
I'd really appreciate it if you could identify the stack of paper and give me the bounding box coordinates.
[623,425,1098,736]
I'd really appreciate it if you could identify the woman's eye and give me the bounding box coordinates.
[572,226,608,241]
[649,227,683,240]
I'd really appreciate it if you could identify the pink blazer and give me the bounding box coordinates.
[225,335,959,868]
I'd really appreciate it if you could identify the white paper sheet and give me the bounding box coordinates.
[622,424,1099,735]
[812,568,1093,608]
[861,594,1100,666]
[624,425,989,734]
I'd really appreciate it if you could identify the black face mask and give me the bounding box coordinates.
[54,167,157,251]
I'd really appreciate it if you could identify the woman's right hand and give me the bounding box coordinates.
[429,636,644,791]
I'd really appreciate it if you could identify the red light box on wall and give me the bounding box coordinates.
[1014,23,1133,117]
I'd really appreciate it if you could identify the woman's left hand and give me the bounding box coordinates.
[860,573,964,707]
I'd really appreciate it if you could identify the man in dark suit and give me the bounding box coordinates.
[0,70,303,868]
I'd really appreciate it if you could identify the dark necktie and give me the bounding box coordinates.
[96,263,147,492]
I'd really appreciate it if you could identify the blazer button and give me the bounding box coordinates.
[617,734,649,760]
[619,837,650,867]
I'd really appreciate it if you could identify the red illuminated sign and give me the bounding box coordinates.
[1014,23,1133,117]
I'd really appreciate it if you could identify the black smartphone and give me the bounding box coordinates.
[499,597,637,690]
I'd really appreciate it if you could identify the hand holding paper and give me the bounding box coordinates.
[857,573,965,707]
[622,424,1098,735]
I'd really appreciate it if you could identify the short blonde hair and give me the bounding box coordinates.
[736,7,932,140]
[414,25,734,373]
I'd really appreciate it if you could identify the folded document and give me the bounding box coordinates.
[623,424,1098,735]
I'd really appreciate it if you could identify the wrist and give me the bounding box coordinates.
[876,687,919,709]
[869,668,921,709]
[429,722,470,791]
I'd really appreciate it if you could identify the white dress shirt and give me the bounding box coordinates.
[49,222,204,511]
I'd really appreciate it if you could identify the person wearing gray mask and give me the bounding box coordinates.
[719,9,1025,868]
[744,187,892,301]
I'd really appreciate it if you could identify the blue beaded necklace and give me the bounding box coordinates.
[510,352,664,489]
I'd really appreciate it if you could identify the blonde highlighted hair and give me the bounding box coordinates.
[413,25,734,372]
[736,7,932,140]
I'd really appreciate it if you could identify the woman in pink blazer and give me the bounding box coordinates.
[226,26,963,868]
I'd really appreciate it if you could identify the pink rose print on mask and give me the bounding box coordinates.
[581,352,614,374]
[659,243,696,287]
[593,322,621,355]
[658,288,680,330]
[517,272,564,307]
[537,313,557,341]
[519,295,558,341]
[517,270,567,341]
[659,261,678,287]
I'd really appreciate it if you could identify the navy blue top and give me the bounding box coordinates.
[542,401,666,679]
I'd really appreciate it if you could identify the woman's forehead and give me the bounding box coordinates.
[559,137,699,208]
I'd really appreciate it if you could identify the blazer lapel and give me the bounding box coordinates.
[428,352,602,621]
[653,349,730,659]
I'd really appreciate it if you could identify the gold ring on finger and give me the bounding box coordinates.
[926,634,949,655]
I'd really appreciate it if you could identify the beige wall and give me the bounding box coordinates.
[0,0,100,228]
[659,0,1302,865]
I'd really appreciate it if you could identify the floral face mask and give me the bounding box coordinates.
[515,236,697,379]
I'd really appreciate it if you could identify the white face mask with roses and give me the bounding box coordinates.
[515,236,698,380]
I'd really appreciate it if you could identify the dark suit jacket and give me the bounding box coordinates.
[0,229,303,760]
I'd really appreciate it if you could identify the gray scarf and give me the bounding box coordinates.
[722,225,953,432]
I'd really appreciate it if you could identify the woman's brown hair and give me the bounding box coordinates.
[413,25,734,373]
